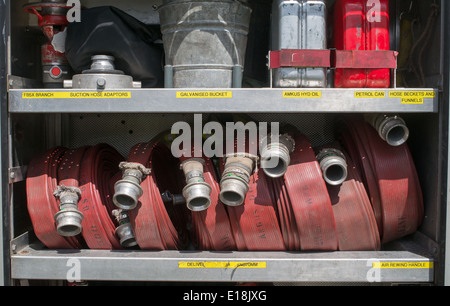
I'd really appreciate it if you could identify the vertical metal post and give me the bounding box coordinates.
[444,0,450,287]
[0,0,10,286]
[164,65,173,88]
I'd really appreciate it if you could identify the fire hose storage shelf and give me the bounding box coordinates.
[8,88,439,114]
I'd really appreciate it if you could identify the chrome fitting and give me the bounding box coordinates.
[365,114,410,147]
[219,154,257,207]
[112,209,137,248]
[113,162,151,210]
[260,133,295,178]
[53,185,83,237]
[181,159,212,212]
[316,148,348,186]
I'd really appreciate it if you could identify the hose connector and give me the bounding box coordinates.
[316,148,348,186]
[365,114,410,147]
[112,209,137,248]
[161,190,187,206]
[219,154,257,207]
[260,133,295,178]
[181,159,212,212]
[53,185,83,237]
[113,162,151,210]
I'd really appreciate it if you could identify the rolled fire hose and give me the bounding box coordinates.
[339,116,424,244]
[270,133,339,251]
[27,147,84,249]
[325,145,381,251]
[54,146,89,239]
[125,142,189,250]
[78,144,124,249]
[225,168,286,251]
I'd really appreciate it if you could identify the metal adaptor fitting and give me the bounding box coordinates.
[112,209,137,248]
[260,133,295,178]
[365,114,410,147]
[219,154,257,207]
[113,162,151,210]
[161,190,187,206]
[316,148,348,186]
[181,159,212,212]
[53,185,83,237]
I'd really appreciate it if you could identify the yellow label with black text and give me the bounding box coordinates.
[283,91,322,98]
[355,91,386,98]
[176,91,232,98]
[389,91,435,98]
[22,91,131,99]
[178,261,266,269]
[373,262,433,269]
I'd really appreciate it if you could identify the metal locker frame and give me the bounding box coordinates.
[0,0,449,286]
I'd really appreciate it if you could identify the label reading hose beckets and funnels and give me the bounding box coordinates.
[22,92,131,99]
[389,91,435,105]
[283,91,322,98]
[176,91,232,98]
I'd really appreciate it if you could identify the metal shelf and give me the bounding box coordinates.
[10,233,434,283]
[8,88,439,114]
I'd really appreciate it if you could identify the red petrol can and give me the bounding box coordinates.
[333,0,390,88]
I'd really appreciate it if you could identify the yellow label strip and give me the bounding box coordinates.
[389,91,435,98]
[373,262,433,269]
[176,91,232,98]
[179,261,266,269]
[354,91,386,98]
[283,91,322,98]
[22,92,131,99]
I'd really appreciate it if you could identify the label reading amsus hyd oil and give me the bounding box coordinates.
[283,91,322,98]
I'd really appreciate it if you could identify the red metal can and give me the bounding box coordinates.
[333,0,390,88]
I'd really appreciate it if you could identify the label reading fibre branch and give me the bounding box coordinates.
[22,91,131,99]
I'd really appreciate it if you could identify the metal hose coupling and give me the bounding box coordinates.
[181,159,212,212]
[316,148,348,186]
[365,114,410,147]
[260,133,295,178]
[53,185,83,237]
[219,154,258,207]
[112,209,137,248]
[113,162,151,210]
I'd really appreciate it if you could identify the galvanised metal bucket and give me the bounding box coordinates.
[158,0,252,88]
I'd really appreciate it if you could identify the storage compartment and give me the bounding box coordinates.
[2,0,448,286]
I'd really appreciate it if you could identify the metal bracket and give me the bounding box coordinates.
[9,166,27,184]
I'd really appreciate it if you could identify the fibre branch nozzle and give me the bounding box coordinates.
[113,162,151,210]
[365,114,410,147]
[181,158,212,212]
[259,133,295,178]
[54,185,83,237]
[219,154,258,207]
[316,148,348,186]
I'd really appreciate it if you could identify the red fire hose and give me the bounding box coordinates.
[78,144,123,249]
[126,141,189,250]
[339,116,424,244]
[273,133,339,251]
[27,146,83,249]
[325,146,381,251]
